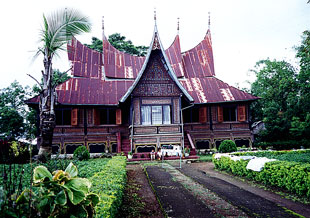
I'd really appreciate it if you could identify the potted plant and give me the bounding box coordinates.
[127,151,133,159]
[184,147,190,157]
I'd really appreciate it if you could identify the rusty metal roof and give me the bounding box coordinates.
[165,35,184,78]
[26,25,258,106]
[180,77,257,104]
[182,30,215,78]
[55,78,133,105]
[103,38,145,79]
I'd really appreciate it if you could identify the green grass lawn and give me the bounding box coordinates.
[197,154,213,162]
[0,158,110,191]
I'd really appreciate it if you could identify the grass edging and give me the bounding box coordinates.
[90,156,127,218]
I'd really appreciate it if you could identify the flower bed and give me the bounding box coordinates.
[90,156,127,218]
[212,153,310,198]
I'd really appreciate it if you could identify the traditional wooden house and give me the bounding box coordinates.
[26,18,258,157]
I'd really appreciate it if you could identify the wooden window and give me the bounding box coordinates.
[199,107,207,123]
[116,109,122,125]
[217,106,223,122]
[71,108,78,126]
[141,105,171,125]
[237,105,246,122]
[223,106,237,121]
[93,109,100,125]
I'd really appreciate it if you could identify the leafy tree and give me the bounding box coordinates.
[296,30,310,118]
[32,69,71,94]
[0,81,29,139]
[86,33,148,56]
[30,8,91,160]
[250,30,310,148]
[86,37,103,53]
[250,59,298,143]
[0,81,40,140]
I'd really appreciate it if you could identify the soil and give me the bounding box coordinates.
[117,164,164,218]
[120,161,310,218]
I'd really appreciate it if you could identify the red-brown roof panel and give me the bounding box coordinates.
[165,35,184,78]
[67,38,103,79]
[182,30,215,78]
[103,39,145,79]
[179,77,258,104]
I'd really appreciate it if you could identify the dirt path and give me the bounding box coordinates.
[117,164,164,218]
[146,165,216,218]
[145,161,309,218]
[186,162,310,218]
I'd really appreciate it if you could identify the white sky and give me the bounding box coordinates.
[0,0,309,90]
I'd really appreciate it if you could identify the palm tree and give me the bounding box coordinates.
[35,8,91,160]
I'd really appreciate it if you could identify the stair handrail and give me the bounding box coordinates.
[186,133,195,150]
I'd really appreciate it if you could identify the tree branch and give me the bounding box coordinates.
[27,74,43,90]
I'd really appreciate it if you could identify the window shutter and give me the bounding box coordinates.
[116,109,122,125]
[94,109,100,125]
[71,108,78,126]
[238,105,246,122]
[199,107,207,123]
[217,106,223,122]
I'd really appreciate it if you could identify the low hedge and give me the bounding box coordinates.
[213,155,310,198]
[90,156,127,218]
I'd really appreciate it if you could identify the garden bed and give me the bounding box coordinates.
[212,150,310,198]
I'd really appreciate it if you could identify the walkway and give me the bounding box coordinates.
[145,161,310,218]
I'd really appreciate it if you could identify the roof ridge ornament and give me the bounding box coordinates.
[208,12,211,30]
[102,16,107,40]
[177,17,180,34]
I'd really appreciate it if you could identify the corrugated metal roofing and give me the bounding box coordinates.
[180,77,257,103]
[55,78,133,105]
[165,35,184,78]
[26,25,258,106]
[182,30,215,78]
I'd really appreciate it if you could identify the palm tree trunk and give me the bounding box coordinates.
[37,54,56,161]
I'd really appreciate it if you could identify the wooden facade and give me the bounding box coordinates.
[26,21,258,155]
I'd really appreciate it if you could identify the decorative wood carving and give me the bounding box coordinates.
[133,98,140,125]
[142,98,171,105]
[173,98,180,123]
[134,127,157,134]
[133,53,181,97]
[158,126,180,133]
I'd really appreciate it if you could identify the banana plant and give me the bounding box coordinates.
[16,162,99,218]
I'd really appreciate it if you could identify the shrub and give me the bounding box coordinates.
[212,155,310,198]
[90,156,127,218]
[218,140,237,153]
[73,146,90,160]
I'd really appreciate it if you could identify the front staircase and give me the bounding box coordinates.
[118,131,199,162]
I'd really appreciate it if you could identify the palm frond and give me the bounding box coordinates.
[39,8,91,58]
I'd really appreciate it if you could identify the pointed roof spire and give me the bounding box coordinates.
[154,8,157,24]
[177,17,180,34]
[102,16,105,36]
[208,12,211,30]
